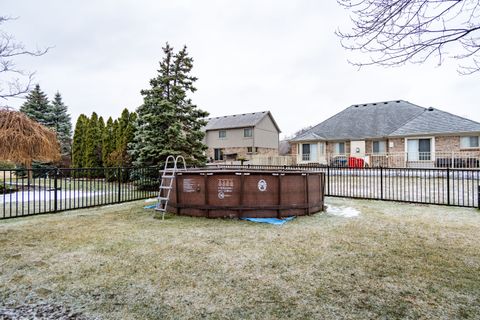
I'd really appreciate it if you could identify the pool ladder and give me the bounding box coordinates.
[155,155,187,220]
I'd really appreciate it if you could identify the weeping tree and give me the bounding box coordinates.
[336,0,480,74]
[0,109,60,178]
[0,16,49,100]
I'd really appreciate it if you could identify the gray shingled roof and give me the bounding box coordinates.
[291,100,480,142]
[291,100,424,141]
[390,108,480,137]
[204,111,281,132]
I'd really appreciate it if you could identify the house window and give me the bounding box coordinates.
[244,128,253,138]
[214,148,223,161]
[407,138,431,161]
[335,142,345,154]
[302,144,310,161]
[219,130,226,138]
[373,141,386,153]
[460,136,479,148]
[301,143,318,161]
[247,147,258,153]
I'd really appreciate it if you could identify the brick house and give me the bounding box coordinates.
[203,111,281,162]
[290,100,480,167]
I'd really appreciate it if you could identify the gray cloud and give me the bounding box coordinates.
[3,0,479,137]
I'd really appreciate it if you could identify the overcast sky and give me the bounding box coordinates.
[2,0,479,138]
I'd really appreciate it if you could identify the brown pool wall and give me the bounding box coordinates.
[166,170,325,218]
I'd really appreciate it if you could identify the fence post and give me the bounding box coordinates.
[447,167,450,205]
[380,167,384,200]
[327,166,330,196]
[477,185,480,210]
[117,167,121,203]
[54,169,58,212]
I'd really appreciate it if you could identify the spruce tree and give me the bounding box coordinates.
[129,43,209,166]
[72,114,89,168]
[50,92,73,161]
[19,84,54,127]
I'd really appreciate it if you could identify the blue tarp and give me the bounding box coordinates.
[241,216,295,225]
[144,204,295,225]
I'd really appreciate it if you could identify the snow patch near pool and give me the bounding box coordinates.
[326,205,360,218]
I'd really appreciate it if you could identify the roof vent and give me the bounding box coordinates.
[354,105,359,108]
[384,102,388,104]
[363,104,367,106]
[373,103,377,105]
[428,107,434,111]
[396,100,401,103]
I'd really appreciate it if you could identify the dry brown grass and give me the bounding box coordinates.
[1,198,480,319]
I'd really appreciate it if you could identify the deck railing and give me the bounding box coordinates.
[251,151,480,168]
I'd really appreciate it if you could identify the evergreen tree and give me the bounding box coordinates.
[111,109,137,166]
[50,92,73,160]
[113,119,119,146]
[83,113,103,168]
[19,84,54,127]
[102,117,116,167]
[72,114,89,168]
[129,43,209,166]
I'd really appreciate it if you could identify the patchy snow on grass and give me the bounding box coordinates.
[326,204,360,218]
[0,190,109,203]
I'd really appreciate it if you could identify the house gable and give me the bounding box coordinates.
[204,111,280,133]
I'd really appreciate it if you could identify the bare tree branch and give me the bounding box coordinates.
[0,16,50,100]
[336,0,480,74]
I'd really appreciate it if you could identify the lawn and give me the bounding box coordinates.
[1,198,479,319]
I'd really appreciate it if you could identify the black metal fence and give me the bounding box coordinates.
[2,164,479,220]
[1,167,159,219]
[210,164,480,208]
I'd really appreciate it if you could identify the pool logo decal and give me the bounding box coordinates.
[218,178,233,199]
[257,179,267,192]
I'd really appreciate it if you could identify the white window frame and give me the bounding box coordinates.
[218,130,226,139]
[335,142,345,154]
[244,128,253,138]
[460,136,480,149]
[404,137,435,161]
[372,140,386,153]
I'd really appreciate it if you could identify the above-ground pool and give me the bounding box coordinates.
[166,169,325,218]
